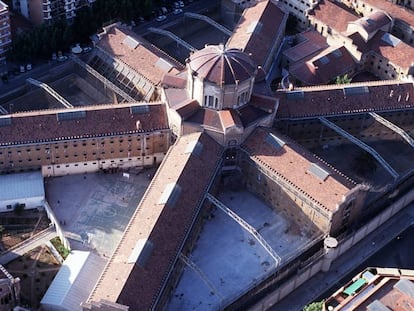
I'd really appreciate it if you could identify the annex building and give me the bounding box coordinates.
[2,0,414,310]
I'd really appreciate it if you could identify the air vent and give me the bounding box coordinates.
[343,86,369,96]
[286,90,304,100]
[158,183,182,208]
[123,35,140,49]
[185,140,203,156]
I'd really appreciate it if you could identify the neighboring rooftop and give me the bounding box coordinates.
[227,0,287,69]
[88,132,223,310]
[242,127,352,212]
[0,103,168,146]
[362,0,414,28]
[289,46,356,85]
[324,267,414,311]
[0,171,44,202]
[283,30,329,64]
[308,0,358,33]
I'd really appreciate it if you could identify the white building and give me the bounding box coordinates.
[0,171,44,212]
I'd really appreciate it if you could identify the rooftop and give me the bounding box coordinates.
[308,0,358,33]
[0,103,168,146]
[324,267,414,311]
[226,0,287,69]
[88,132,223,310]
[188,44,257,86]
[96,25,184,85]
[362,0,414,29]
[242,127,352,212]
[276,81,414,119]
[289,46,356,85]
[282,30,329,63]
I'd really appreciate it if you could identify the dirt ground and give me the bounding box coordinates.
[0,210,50,252]
[6,245,60,309]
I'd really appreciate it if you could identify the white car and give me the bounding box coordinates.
[179,1,184,7]
[156,15,167,22]
[173,8,183,14]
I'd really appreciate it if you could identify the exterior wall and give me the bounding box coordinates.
[1,196,44,212]
[278,0,318,27]
[0,1,11,63]
[240,156,329,234]
[0,130,170,176]
[0,277,20,310]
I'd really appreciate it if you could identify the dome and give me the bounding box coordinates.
[188,44,257,86]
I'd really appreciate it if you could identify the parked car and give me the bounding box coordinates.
[173,8,183,14]
[156,15,167,22]
[179,1,185,7]
[82,46,93,53]
[57,55,68,62]
[19,65,25,73]
[26,64,32,71]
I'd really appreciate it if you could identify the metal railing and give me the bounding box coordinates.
[319,117,399,179]
[206,193,281,265]
[184,12,232,36]
[26,78,73,109]
[369,112,414,147]
[148,27,196,52]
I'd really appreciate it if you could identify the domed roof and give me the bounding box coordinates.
[188,44,257,86]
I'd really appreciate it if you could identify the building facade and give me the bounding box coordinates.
[12,0,95,25]
[0,1,11,64]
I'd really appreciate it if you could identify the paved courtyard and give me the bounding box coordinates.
[167,190,317,311]
[45,169,154,257]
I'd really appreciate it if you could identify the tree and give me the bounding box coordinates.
[303,301,324,311]
[335,74,352,85]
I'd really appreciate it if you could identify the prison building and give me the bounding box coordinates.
[0,103,170,176]
[241,127,366,235]
[340,0,414,48]
[86,132,223,311]
[226,0,288,74]
[89,24,184,102]
[276,81,414,120]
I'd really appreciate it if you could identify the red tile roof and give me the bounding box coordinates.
[362,0,414,27]
[96,25,184,85]
[0,103,168,146]
[349,30,414,69]
[308,0,358,33]
[348,11,392,36]
[283,30,328,64]
[227,0,287,69]
[276,81,414,119]
[289,46,356,85]
[174,99,200,120]
[161,73,187,89]
[188,45,257,86]
[242,127,352,212]
[89,132,223,310]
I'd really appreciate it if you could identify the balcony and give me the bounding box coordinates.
[0,23,9,31]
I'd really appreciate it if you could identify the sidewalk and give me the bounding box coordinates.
[260,203,414,311]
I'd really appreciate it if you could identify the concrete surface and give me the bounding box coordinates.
[45,170,154,257]
[167,190,316,311]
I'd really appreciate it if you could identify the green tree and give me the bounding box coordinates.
[303,301,324,311]
[335,74,352,84]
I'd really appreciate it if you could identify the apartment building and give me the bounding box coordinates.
[0,1,11,64]
[12,0,95,25]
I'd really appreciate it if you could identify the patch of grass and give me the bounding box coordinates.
[50,237,70,259]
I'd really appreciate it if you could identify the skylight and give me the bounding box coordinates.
[381,32,401,47]
[308,163,330,181]
[123,35,140,49]
[130,105,150,114]
[286,90,304,100]
[158,183,182,208]
[343,86,369,96]
[266,133,286,152]
[57,110,86,121]
[128,239,154,267]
